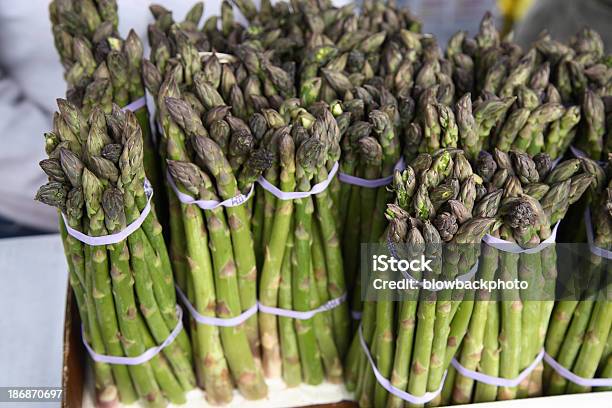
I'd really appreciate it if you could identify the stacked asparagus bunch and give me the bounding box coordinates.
[163,97,270,404]
[255,104,349,385]
[146,9,350,393]
[36,101,194,407]
[532,29,610,160]
[345,149,498,407]
[49,0,163,216]
[145,50,270,402]
[335,98,402,317]
[392,13,588,162]
[543,155,611,395]
[445,150,594,404]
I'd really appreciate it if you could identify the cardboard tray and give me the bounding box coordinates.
[60,284,355,408]
[61,283,612,408]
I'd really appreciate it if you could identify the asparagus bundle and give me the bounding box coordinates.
[446,150,594,404]
[344,148,498,407]
[145,1,421,301]
[255,105,349,384]
[387,12,587,162]
[533,29,611,160]
[446,15,610,160]
[335,99,402,318]
[146,11,350,392]
[543,155,612,395]
[49,0,163,210]
[146,53,270,401]
[36,101,194,407]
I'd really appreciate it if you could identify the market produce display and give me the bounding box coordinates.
[36,102,194,407]
[34,0,612,407]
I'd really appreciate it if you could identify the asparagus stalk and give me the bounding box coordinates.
[258,129,296,378]
[279,220,302,386]
[293,136,325,384]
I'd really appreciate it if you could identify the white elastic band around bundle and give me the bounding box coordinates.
[570,145,587,159]
[570,145,605,165]
[257,161,339,200]
[338,157,406,188]
[351,310,363,320]
[122,97,147,113]
[166,170,254,209]
[584,208,612,259]
[258,292,347,320]
[482,221,560,254]
[451,349,544,387]
[359,324,447,404]
[543,351,612,387]
[62,179,153,246]
[175,285,257,327]
[199,51,237,64]
[82,305,183,365]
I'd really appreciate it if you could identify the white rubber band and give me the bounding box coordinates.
[359,324,447,404]
[258,292,347,320]
[570,145,605,165]
[570,145,587,159]
[257,162,339,200]
[482,222,559,254]
[584,208,612,259]
[543,351,612,387]
[451,349,544,387]
[199,51,237,64]
[338,157,406,188]
[351,310,363,320]
[82,306,183,365]
[175,284,257,327]
[62,179,153,246]
[122,97,147,112]
[166,170,254,209]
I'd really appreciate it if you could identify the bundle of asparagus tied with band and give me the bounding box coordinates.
[445,150,594,404]
[163,96,270,403]
[36,101,194,407]
[145,0,421,295]
[335,97,402,319]
[543,155,611,396]
[145,51,271,402]
[254,103,349,385]
[146,13,350,392]
[49,0,163,211]
[344,148,498,407]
